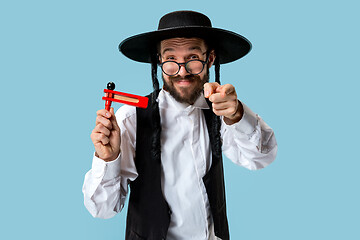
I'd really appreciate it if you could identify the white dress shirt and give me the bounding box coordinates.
[82,89,277,240]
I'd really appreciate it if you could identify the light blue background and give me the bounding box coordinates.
[1,0,359,239]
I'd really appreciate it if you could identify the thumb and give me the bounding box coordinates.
[216,85,226,98]
[109,107,120,132]
[204,82,220,98]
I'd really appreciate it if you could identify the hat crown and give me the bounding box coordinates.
[158,11,212,30]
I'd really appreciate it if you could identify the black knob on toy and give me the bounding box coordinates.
[107,82,115,90]
[105,82,115,110]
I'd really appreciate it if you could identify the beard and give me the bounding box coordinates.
[162,69,210,105]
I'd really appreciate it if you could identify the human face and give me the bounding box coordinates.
[159,38,215,105]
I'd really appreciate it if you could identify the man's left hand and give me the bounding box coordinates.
[204,82,244,125]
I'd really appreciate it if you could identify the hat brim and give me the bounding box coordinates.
[119,26,252,64]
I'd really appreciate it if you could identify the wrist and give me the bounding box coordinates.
[95,150,120,162]
[224,100,243,125]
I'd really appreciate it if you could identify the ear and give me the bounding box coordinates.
[207,50,216,68]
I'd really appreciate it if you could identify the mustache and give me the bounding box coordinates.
[169,74,200,82]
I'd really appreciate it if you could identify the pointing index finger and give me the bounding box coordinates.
[220,84,235,97]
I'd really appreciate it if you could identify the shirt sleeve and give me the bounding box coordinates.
[221,102,277,170]
[82,154,122,219]
[82,105,138,219]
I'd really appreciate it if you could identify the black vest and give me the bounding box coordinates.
[125,92,229,240]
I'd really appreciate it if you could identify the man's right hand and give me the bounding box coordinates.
[91,107,121,162]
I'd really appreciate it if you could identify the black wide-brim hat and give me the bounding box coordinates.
[119,10,252,64]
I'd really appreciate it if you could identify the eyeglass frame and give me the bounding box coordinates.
[159,51,210,76]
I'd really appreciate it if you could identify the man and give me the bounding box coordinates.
[83,10,277,240]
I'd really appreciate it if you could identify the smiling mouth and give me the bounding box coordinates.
[174,80,194,87]
[176,79,192,83]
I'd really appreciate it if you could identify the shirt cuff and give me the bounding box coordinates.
[91,152,121,181]
[222,103,258,135]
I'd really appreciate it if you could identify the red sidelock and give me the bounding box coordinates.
[102,89,149,109]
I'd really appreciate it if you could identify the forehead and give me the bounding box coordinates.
[160,37,207,54]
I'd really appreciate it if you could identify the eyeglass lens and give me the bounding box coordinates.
[162,60,204,76]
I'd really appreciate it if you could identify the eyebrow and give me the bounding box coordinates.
[188,46,203,52]
[161,46,204,55]
[162,48,174,55]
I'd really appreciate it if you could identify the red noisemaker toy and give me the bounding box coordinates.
[102,82,149,110]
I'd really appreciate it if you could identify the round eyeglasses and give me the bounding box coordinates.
[160,54,209,76]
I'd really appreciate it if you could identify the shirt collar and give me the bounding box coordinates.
[158,89,210,111]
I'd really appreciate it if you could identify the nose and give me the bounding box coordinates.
[177,63,190,77]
